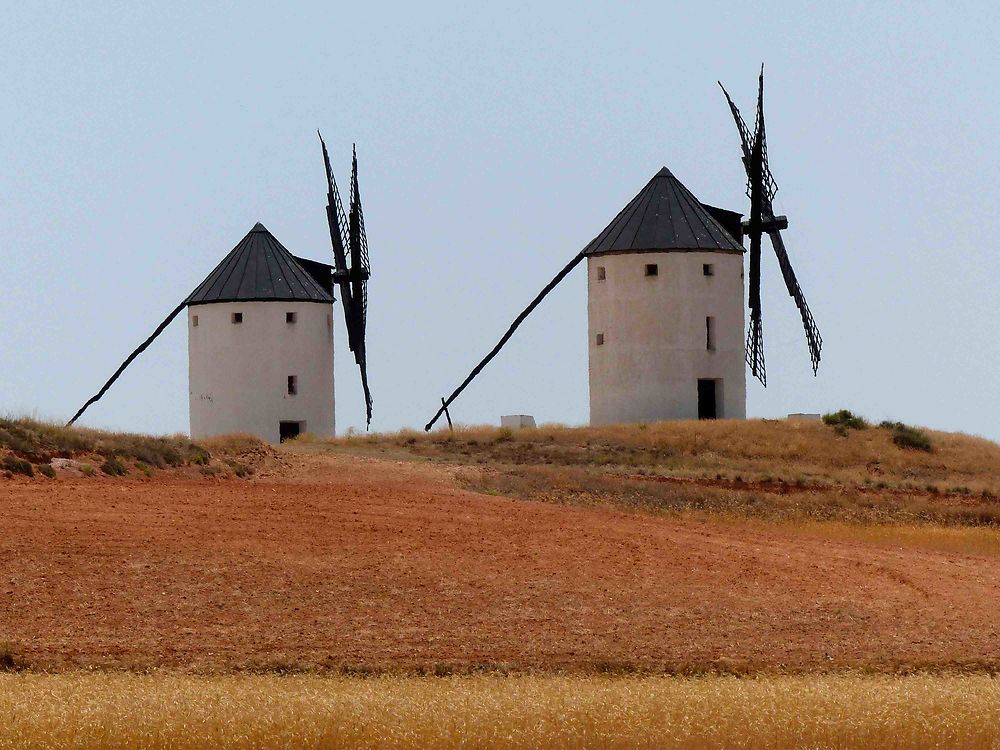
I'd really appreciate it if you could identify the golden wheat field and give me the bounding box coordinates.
[0,673,997,750]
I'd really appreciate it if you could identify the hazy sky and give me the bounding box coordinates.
[2,2,998,440]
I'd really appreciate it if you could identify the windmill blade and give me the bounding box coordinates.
[766,228,822,374]
[348,144,373,427]
[745,76,768,386]
[319,132,356,351]
[719,81,753,164]
[348,144,370,353]
[319,133,374,428]
[752,67,779,205]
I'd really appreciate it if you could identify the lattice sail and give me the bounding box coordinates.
[720,68,822,385]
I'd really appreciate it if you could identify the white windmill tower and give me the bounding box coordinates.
[186,222,336,442]
[584,167,747,424]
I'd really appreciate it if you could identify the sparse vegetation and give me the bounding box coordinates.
[100,456,128,476]
[1,455,33,477]
[318,419,1000,554]
[0,418,276,480]
[0,673,996,749]
[881,421,933,452]
[823,409,868,435]
[0,416,211,469]
[223,458,253,478]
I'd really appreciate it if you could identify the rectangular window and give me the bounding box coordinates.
[192,315,199,327]
[703,263,714,276]
[645,263,658,276]
[231,312,243,324]
[287,375,298,395]
[286,311,297,324]
[596,266,606,281]
[595,333,605,346]
[706,316,716,351]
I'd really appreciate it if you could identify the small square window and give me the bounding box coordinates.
[286,311,297,324]
[645,263,658,277]
[596,266,606,281]
[703,263,714,276]
[595,333,605,346]
[231,312,243,324]
[192,315,199,327]
[287,375,298,396]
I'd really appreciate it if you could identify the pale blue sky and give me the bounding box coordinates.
[1,2,998,439]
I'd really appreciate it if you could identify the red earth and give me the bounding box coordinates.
[1,451,997,672]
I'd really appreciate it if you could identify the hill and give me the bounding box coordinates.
[0,415,997,673]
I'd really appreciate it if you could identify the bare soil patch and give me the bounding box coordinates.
[1,450,997,673]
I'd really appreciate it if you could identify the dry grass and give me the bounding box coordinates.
[0,673,996,749]
[0,416,209,468]
[0,418,271,478]
[318,419,1000,555]
[330,419,1000,493]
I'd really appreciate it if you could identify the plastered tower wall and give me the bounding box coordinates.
[588,251,746,425]
[188,301,334,442]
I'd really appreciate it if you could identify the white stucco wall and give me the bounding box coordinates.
[587,251,746,425]
[188,301,335,442]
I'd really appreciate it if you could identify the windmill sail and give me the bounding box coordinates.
[319,134,374,427]
[720,68,822,385]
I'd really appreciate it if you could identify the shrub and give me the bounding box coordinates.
[100,457,128,476]
[224,458,253,478]
[880,421,933,452]
[80,463,96,477]
[37,464,56,479]
[1,455,33,477]
[200,465,220,477]
[135,461,154,477]
[493,428,514,444]
[823,410,868,430]
[187,445,211,465]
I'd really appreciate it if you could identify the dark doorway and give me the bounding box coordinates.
[279,421,303,442]
[697,379,718,420]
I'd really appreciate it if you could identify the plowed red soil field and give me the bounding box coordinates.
[1,452,997,672]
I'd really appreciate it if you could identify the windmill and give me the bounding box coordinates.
[718,67,823,386]
[66,135,374,438]
[319,134,374,428]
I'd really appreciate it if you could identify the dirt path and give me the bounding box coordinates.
[1,452,997,672]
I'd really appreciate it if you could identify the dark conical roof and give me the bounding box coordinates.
[186,223,334,306]
[583,167,744,255]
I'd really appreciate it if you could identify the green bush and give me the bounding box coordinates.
[100,457,128,476]
[822,410,868,430]
[80,463,96,477]
[199,465,220,477]
[37,464,56,479]
[224,458,253,478]
[880,421,932,452]
[1,455,34,477]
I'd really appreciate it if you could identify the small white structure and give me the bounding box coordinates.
[585,167,747,425]
[187,223,336,443]
[501,414,536,429]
